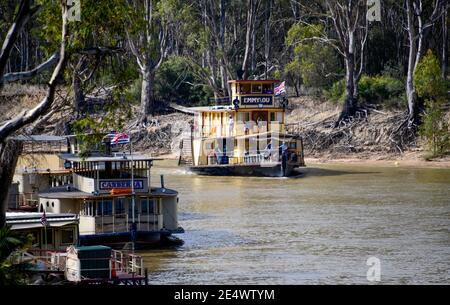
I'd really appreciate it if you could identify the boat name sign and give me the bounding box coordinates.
[240,96,273,106]
[99,180,144,190]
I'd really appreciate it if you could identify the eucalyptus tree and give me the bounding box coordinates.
[0,0,69,228]
[125,0,185,120]
[37,0,130,117]
[404,0,449,127]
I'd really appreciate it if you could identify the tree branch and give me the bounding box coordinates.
[1,52,59,84]
[0,1,69,143]
[0,0,42,89]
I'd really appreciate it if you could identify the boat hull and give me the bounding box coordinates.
[79,229,184,249]
[188,163,300,177]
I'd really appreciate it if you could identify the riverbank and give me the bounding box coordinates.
[2,85,449,167]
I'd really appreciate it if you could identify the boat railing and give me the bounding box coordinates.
[199,122,285,138]
[95,213,161,234]
[11,248,67,271]
[207,149,282,166]
[111,250,144,277]
[207,96,231,106]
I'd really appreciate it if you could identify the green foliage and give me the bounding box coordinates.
[285,23,340,89]
[419,99,450,157]
[415,50,449,157]
[324,75,405,107]
[323,79,346,104]
[154,56,213,105]
[0,226,33,285]
[414,50,447,100]
[358,75,404,104]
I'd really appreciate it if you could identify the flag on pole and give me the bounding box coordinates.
[110,132,130,145]
[41,210,49,227]
[274,81,286,96]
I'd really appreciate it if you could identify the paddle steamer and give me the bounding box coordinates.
[179,79,305,177]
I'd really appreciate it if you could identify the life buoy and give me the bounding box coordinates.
[233,98,240,109]
[110,188,132,195]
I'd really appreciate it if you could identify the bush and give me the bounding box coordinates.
[415,50,449,157]
[154,56,213,106]
[324,75,404,107]
[323,79,346,104]
[419,99,450,157]
[358,75,404,104]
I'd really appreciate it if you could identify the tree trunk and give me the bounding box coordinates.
[140,67,155,119]
[0,140,23,228]
[264,0,272,79]
[442,10,448,78]
[242,0,257,79]
[219,0,229,97]
[340,54,357,121]
[72,69,84,116]
[406,0,419,127]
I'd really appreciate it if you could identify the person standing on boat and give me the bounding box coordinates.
[263,140,272,161]
[228,114,234,136]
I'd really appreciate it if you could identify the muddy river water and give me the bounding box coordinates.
[140,161,450,284]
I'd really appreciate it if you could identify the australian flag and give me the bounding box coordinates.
[109,132,130,145]
[274,81,286,96]
[41,210,49,227]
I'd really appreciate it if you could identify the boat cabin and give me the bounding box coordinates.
[180,80,304,175]
[6,212,79,251]
[11,134,184,248]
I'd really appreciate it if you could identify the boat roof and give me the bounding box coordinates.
[188,106,235,113]
[14,135,67,142]
[59,153,161,163]
[228,79,280,84]
[6,212,79,230]
[39,185,178,199]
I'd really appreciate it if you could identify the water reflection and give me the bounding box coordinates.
[140,161,450,284]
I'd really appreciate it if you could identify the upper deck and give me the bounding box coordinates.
[197,79,287,111]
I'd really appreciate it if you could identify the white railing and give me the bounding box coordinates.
[94,213,160,234]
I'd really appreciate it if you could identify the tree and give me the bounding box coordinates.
[0,226,33,285]
[326,0,368,125]
[415,50,449,156]
[404,0,448,127]
[125,0,181,121]
[0,0,68,228]
[285,23,339,91]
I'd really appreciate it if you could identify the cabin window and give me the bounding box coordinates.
[128,200,139,217]
[42,229,53,246]
[240,84,251,94]
[251,83,262,93]
[28,231,39,246]
[51,202,55,208]
[96,201,102,216]
[262,84,273,94]
[84,200,93,216]
[46,201,49,207]
[154,199,161,214]
[61,228,74,245]
[141,198,149,215]
[277,112,283,122]
[270,112,276,121]
[103,201,113,216]
[114,198,125,215]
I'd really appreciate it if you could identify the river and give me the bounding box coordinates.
[141,161,450,284]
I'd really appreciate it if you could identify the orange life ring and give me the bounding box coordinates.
[110,188,132,195]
